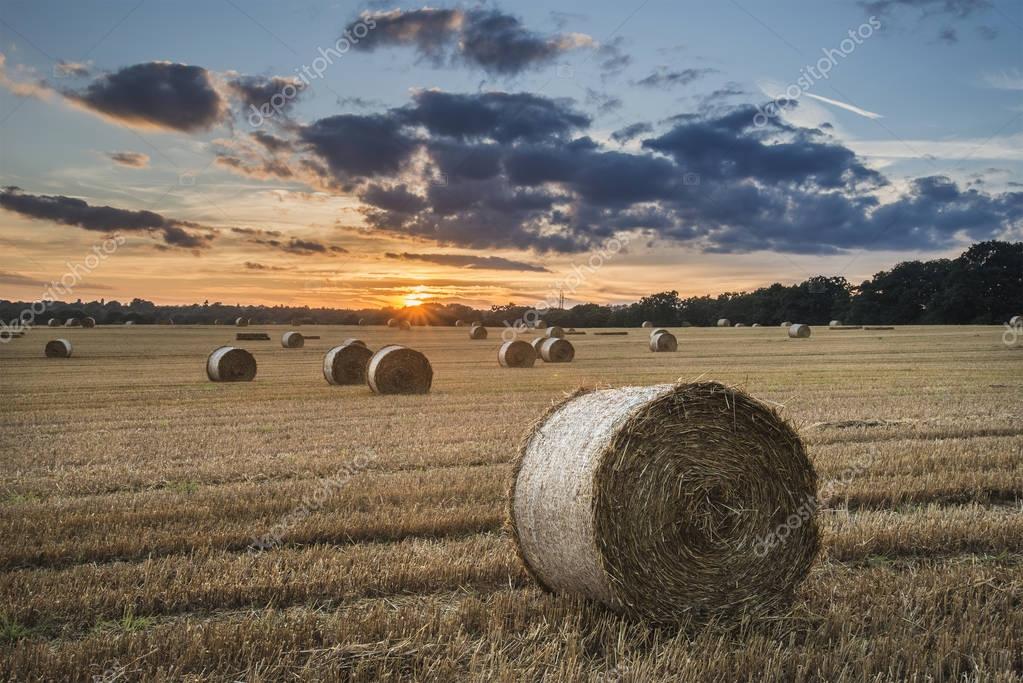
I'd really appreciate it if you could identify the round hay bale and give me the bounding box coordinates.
[399,320,411,330]
[323,343,374,385]
[367,345,432,394]
[469,325,488,340]
[828,320,843,328]
[508,381,819,623]
[64,318,80,327]
[1010,315,1021,328]
[124,320,135,326]
[734,323,746,328]
[342,338,367,348]
[499,340,537,368]
[545,326,565,339]
[44,339,72,358]
[454,320,465,327]
[716,318,730,327]
[535,320,547,330]
[539,337,574,363]
[206,346,257,382]
[641,321,653,328]
[649,327,668,337]
[281,331,305,348]
[788,324,812,339]
[358,318,367,326]
[751,323,761,328]
[47,319,59,327]
[213,319,222,325]
[780,321,792,327]
[81,317,96,328]
[531,336,546,354]
[235,317,248,327]
[649,331,678,352]
[387,318,398,328]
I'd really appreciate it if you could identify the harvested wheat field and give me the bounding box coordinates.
[1,324,1022,681]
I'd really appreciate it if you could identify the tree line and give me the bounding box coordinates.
[2,240,1019,329]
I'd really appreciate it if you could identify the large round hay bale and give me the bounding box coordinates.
[716,318,730,327]
[1010,315,1021,328]
[829,320,843,328]
[508,381,819,623]
[281,331,305,348]
[64,318,80,327]
[780,321,792,327]
[641,321,654,328]
[323,343,374,385]
[649,331,678,352]
[342,338,367,348]
[206,346,257,382]
[469,325,488,340]
[499,340,537,368]
[545,326,565,339]
[235,317,248,327]
[539,337,574,363]
[44,339,72,358]
[788,324,812,339]
[649,327,668,337]
[398,320,411,330]
[47,319,59,327]
[386,318,398,328]
[81,317,96,328]
[367,345,433,394]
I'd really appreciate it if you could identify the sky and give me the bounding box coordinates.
[0,0,1020,310]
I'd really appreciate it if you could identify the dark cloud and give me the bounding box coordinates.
[65,62,226,132]
[585,88,622,115]
[399,90,590,142]
[347,7,595,75]
[244,261,292,271]
[250,131,293,153]
[250,236,348,255]
[610,122,653,144]
[0,187,214,249]
[385,252,550,272]
[360,184,428,214]
[106,151,149,168]
[227,75,305,113]
[230,226,283,238]
[859,0,991,18]
[634,67,716,89]
[937,26,959,43]
[596,37,631,74]
[299,113,418,179]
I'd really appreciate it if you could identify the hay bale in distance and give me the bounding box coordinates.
[454,320,465,327]
[545,326,565,339]
[125,321,135,326]
[44,339,73,358]
[641,321,654,328]
[47,319,59,327]
[716,318,730,327]
[64,318,80,327]
[539,337,574,363]
[282,331,305,348]
[399,320,411,330]
[235,317,248,327]
[206,346,257,382]
[535,320,547,330]
[780,321,792,327]
[788,324,812,339]
[649,331,678,352]
[734,323,746,328]
[508,381,819,623]
[367,345,433,394]
[358,318,367,326]
[469,325,488,340]
[1009,315,1021,328]
[499,340,537,368]
[323,343,373,385]
[829,320,843,328]
[342,338,367,348]
[81,317,96,328]
[751,323,761,328]
[387,318,398,328]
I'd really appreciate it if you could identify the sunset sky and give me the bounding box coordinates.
[0,0,1020,310]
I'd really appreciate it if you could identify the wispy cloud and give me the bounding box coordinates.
[983,68,1023,91]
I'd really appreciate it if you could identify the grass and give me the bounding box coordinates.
[1,324,1021,681]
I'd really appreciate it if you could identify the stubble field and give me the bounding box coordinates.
[1,324,1021,681]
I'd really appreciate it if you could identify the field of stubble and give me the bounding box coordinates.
[1,324,1021,681]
